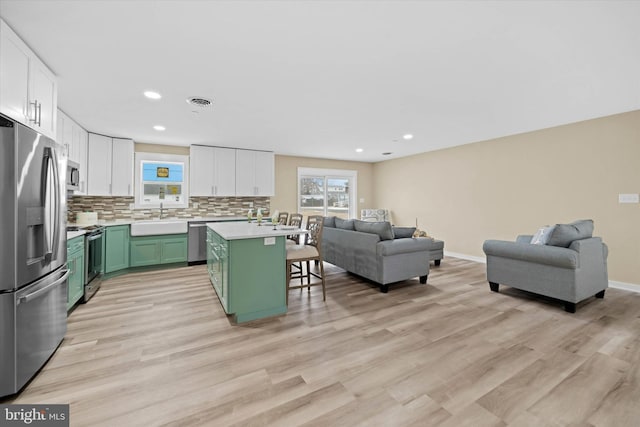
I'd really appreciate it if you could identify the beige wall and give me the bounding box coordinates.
[373,110,640,286]
[272,155,374,216]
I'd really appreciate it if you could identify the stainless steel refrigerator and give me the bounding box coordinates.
[0,114,69,397]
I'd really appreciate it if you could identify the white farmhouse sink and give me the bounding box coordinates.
[130,220,188,236]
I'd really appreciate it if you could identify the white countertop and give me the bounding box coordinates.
[68,216,246,228]
[67,230,86,240]
[207,221,307,240]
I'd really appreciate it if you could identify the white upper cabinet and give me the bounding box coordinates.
[111,138,134,196]
[88,133,134,196]
[235,150,274,197]
[0,19,57,139]
[190,145,237,197]
[57,109,89,194]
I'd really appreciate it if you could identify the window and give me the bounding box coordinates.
[297,168,357,219]
[134,152,190,208]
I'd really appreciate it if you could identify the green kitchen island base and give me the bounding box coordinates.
[207,222,304,324]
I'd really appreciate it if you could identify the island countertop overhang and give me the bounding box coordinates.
[206,221,306,240]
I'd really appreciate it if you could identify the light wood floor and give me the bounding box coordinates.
[3,258,640,426]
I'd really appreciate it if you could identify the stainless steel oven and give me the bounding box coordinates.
[83,226,104,302]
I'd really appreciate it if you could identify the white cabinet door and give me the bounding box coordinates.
[111,138,134,196]
[29,56,57,139]
[189,145,215,196]
[0,19,30,125]
[235,149,274,196]
[213,147,236,196]
[87,133,113,195]
[254,151,274,196]
[235,149,256,196]
[77,128,88,195]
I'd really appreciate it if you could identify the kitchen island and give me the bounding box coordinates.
[206,221,306,323]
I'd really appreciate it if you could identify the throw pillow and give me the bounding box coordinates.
[530,225,555,245]
[393,226,416,239]
[353,219,394,240]
[335,218,355,231]
[323,216,336,228]
[547,219,594,248]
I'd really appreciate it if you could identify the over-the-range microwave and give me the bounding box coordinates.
[67,160,80,191]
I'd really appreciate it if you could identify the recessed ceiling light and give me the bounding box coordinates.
[144,91,162,100]
[153,125,166,131]
[382,152,392,156]
[355,148,363,153]
[403,134,413,140]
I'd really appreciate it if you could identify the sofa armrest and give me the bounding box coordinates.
[377,238,431,256]
[483,240,578,269]
[569,237,608,261]
[516,235,533,244]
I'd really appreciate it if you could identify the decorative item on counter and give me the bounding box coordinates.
[271,210,279,230]
[247,209,253,222]
[256,208,263,225]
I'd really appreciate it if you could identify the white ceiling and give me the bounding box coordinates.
[1,1,639,162]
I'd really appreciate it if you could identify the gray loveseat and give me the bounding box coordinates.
[321,217,430,293]
[482,219,608,312]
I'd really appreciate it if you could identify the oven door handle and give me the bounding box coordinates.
[18,269,70,305]
[87,234,103,241]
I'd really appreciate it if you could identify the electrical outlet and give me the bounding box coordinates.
[129,203,134,210]
[618,193,639,204]
[248,202,254,208]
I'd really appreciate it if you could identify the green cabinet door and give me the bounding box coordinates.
[161,236,188,263]
[66,236,85,311]
[104,225,130,273]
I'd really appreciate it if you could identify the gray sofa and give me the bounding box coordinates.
[321,217,430,292]
[482,219,608,312]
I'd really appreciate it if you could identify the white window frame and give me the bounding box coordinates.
[297,167,357,218]
[134,152,190,209]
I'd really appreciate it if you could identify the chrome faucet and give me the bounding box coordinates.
[159,202,167,219]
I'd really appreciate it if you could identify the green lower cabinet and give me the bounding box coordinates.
[130,234,187,267]
[66,236,85,311]
[207,230,286,323]
[105,225,130,273]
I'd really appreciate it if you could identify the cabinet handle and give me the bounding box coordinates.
[109,184,112,194]
[37,102,42,126]
[215,185,218,195]
[29,100,38,123]
[128,184,131,195]
[211,185,214,196]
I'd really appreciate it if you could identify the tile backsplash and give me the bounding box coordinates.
[67,196,270,223]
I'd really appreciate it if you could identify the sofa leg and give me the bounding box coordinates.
[419,275,428,284]
[564,302,577,313]
[380,284,389,293]
[595,290,606,298]
[434,259,441,266]
[489,282,499,292]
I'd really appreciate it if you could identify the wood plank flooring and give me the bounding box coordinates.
[3,258,640,426]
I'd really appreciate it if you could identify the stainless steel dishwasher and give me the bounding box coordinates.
[188,221,208,264]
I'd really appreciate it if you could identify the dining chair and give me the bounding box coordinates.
[278,211,289,225]
[285,215,326,304]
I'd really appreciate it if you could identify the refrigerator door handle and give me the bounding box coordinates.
[17,269,70,305]
[42,147,60,260]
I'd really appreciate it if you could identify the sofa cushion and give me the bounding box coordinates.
[547,219,594,248]
[393,226,416,239]
[354,220,394,241]
[377,237,431,256]
[323,216,336,228]
[530,225,555,245]
[335,218,355,230]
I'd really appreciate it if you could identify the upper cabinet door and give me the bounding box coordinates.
[213,147,236,196]
[235,149,274,196]
[190,145,215,196]
[0,19,30,125]
[29,55,57,139]
[253,151,274,196]
[111,138,134,196]
[0,19,57,139]
[87,133,113,196]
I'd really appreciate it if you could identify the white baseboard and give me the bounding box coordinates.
[444,251,486,264]
[444,251,640,294]
[608,280,640,293]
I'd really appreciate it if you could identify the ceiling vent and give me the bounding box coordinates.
[186,97,213,108]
